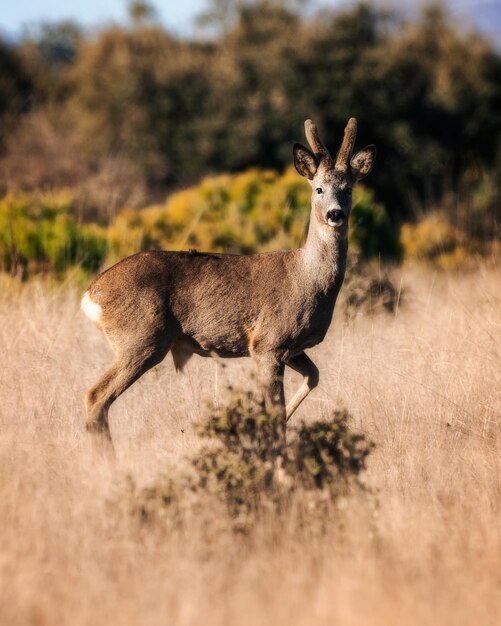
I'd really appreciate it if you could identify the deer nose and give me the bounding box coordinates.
[326,209,345,227]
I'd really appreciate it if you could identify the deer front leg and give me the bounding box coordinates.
[253,352,286,427]
[285,352,319,421]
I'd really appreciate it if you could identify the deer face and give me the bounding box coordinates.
[293,119,375,232]
[309,166,353,229]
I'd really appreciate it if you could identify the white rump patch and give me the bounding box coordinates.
[81,292,102,323]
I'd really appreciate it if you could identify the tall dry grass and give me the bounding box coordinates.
[0,263,500,626]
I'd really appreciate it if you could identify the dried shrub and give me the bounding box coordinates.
[128,392,374,530]
[193,393,287,520]
[293,419,372,491]
[341,259,402,319]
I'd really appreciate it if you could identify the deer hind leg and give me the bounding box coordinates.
[85,339,171,446]
[285,352,319,421]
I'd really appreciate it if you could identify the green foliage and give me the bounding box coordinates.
[0,192,108,278]
[3,0,500,276]
[6,169,496,280]
[350,187,401,260]
[196,392,285,456]
[0,39,33,134]
[455,167,501,240]
[131,391,374,528]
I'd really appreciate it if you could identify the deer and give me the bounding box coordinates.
[81,118,375,450]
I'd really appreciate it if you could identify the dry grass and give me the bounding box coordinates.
[1,263,500,626]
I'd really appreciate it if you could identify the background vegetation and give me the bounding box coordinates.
[1,4,500,624]
[0,0,500,278]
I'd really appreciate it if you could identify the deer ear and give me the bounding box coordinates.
[350,145,376,181]
[293,143,319,180]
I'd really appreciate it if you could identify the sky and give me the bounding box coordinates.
[0,0,209,37]
[1,0,500,43]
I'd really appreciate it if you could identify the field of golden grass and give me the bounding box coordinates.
[1,263,500,626]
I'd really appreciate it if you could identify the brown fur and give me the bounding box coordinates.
[83,119,375,449]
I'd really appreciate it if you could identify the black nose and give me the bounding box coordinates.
[326,209,345,223]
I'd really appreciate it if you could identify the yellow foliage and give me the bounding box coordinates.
[400,213,472,269]
[108,167,313,256]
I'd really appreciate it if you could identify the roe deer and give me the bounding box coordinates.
[82,118,375,448]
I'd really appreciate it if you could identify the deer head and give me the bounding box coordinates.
[293,118,375,231]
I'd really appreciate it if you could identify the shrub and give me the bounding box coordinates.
[341,260,401,319]
[192,393,287,520]
[401,213,459,259]
[293,419,373,491]
[107,168,310,256]
[108,168,398,261]
[129,391,374,530]
[400,213,478,269]
[0,191,108,278]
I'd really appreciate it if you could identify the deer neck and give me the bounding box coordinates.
[301,217,348,295]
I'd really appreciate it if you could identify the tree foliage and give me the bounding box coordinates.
[0,1,500,233]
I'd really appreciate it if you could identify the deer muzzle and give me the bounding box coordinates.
[326,209,346,227]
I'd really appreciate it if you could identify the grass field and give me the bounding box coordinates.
[1,262,500,626]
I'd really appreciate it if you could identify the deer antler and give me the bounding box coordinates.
[304,119,333,164]
[335,117,357,172]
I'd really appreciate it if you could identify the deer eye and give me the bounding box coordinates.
[316,187,323,195]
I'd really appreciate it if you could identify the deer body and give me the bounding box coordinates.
[82,119,374,448]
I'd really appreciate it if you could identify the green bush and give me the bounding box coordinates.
[0,192,108,278]
[193,393,286,520]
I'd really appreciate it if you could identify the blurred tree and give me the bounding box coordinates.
[0,40,33,153]
[129,1,158,25]
[198,0,309,33]
[205,2,306,169]
[363,5,501,220]
[1,1,500,234]
[16,22,81,100]
[69,24,216,191]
